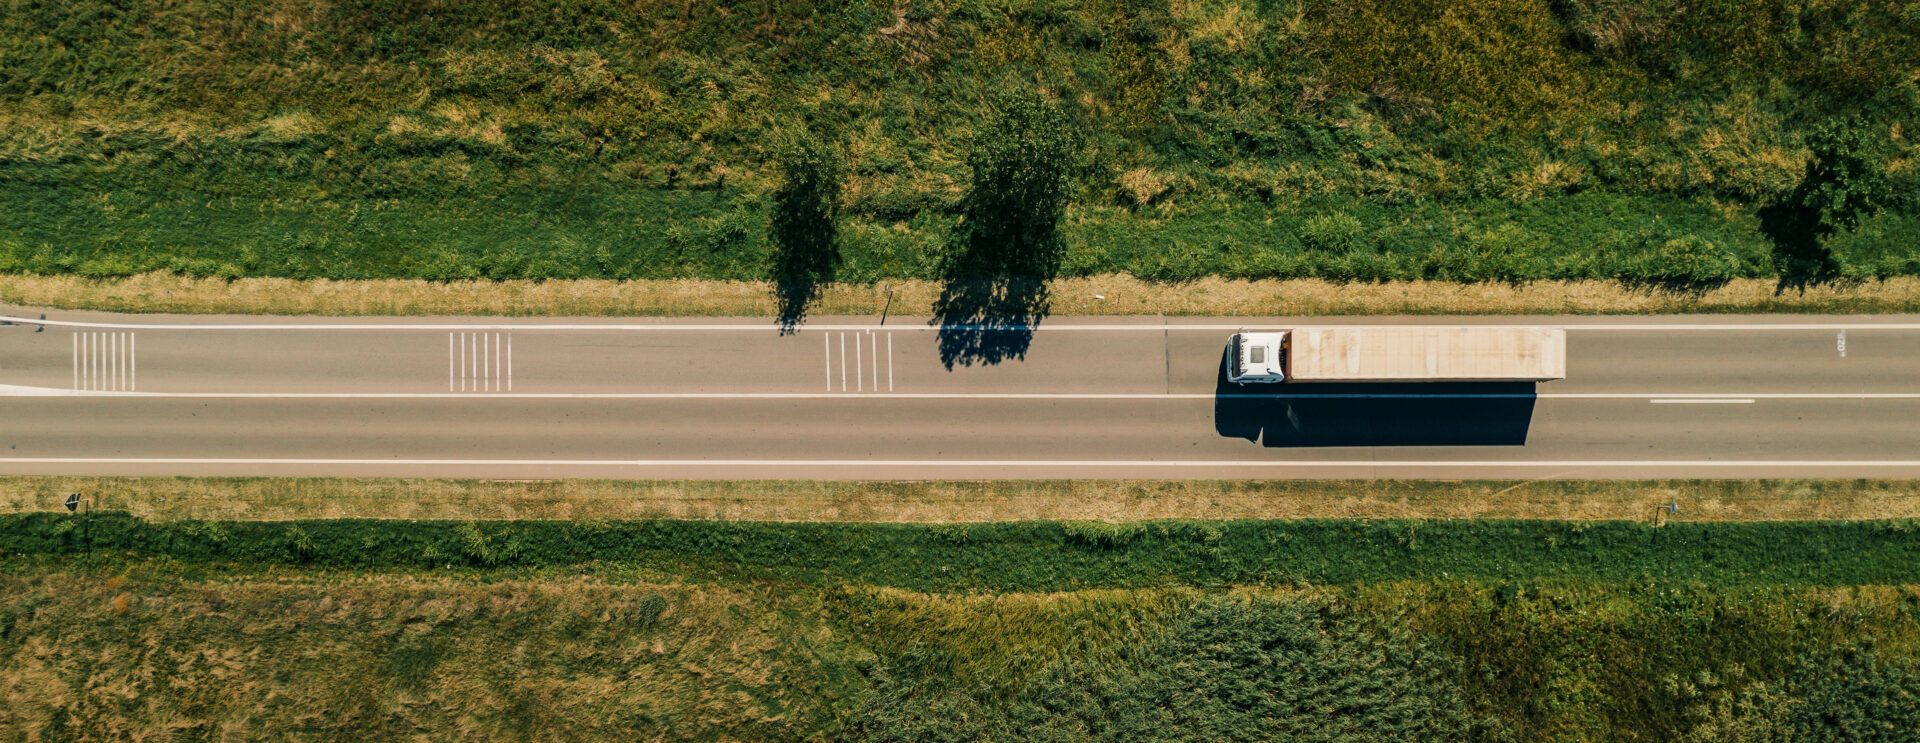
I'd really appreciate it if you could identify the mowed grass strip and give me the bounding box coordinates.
[6,273,1920,317]
[5,477,1919,524]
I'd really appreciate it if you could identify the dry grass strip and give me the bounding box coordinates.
[5,272,1919,317]
[5,477,1917,523]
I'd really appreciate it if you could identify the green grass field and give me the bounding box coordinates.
[1,0,1915,288]
[5,512,1920,741]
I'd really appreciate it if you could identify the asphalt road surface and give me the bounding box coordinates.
[3,306,1917,479]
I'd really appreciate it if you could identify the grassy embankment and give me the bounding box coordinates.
[9,479,1920,739]
[1,0,1915,296]
[5,503,1920,741]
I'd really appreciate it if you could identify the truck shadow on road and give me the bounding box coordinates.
[1211,349,1538,447]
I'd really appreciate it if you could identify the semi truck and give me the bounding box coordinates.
[1227,327,1566,383]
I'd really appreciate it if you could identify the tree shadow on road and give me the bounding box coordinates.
[933,275,1051,368]
[773,271,834,336]
[768,127,844,335]
[932,89,1075,368]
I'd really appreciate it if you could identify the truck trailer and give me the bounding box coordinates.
[1228,327,1566,383]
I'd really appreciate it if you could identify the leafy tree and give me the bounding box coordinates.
[933,90,1082,367]
[768,126,845,332]
[1799,118,1894,238]
[954,90,1080,278]
[1763,117,1892,286]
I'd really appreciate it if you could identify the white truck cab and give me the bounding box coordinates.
[1228,332,1290,383]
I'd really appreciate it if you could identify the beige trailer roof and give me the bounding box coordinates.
[1288,327,1566,382]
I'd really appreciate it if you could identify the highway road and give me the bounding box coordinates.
[3,306,1918,478]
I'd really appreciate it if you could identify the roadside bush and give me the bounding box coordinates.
[1059,520,1149,549]
[1299,213,1371,253]
[74,254,148,279]
[1620,234,1743,292]
[1220,244,1311,280]
[1127,244,1211,282]
[1340,250,1410,282]
[477,245,533,280]
[1426,224,1543,283]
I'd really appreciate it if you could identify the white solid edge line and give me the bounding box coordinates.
[10,315,1920,332]
[1651,398,1756,404]
[4,457,1920,467]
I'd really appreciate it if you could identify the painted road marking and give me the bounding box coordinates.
[6,457,1920,469]
[5,387,1920,400]
[825,332,895,393]
[70,331,135,391]
[1838,330,1847,357]
[15,315,1920,332]
[450,332,511,392]
[1651,399,1756,404]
